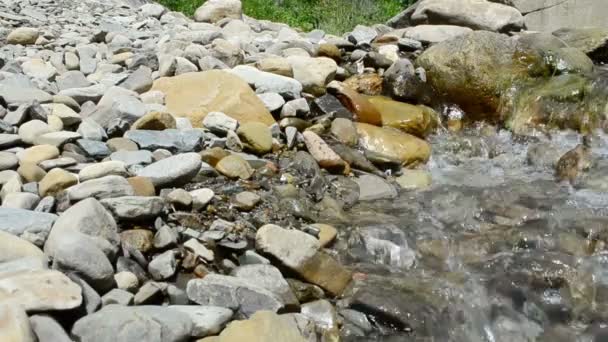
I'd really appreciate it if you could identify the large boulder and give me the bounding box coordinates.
[411,0,524,32]
[416,31,534,121]
[552,27,608,63]
[151,71,275,127]
[498,0,608,32]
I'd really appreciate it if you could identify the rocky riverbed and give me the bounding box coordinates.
[2,0,608,341]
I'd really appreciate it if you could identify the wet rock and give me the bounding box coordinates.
[330,118,358,146]
[396,169,432,190]
[354,174,398,201]
[100,196,164,221]
[215,154,254,179]
[136,153,201,188]
[328,81,382,126]
[356,123,431,166]
[256,224,351,296]
[301,299,338,330]
[71,305,193,342]
[151,71,274,127]
[186,274,284,317]
[552,27,608,63]
[0,270,82,312]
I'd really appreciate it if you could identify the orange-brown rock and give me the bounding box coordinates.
[327,81,382,126]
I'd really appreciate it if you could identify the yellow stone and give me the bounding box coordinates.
[367,96,436,137]
[356,123,431,166]
[151,71,275,127]
[211,311,307,342]
[39,168,78,197]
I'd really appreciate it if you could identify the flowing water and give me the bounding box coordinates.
[336,126,608,341]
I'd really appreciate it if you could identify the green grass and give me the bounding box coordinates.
[156,0,414,34]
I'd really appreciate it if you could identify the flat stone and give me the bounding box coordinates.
[128,176,156,196]
[79,161,128,182]
[19,120,51,145]
[38,157,77,171]
[101,288,134,306]
[56,71,92,91]
[0,208,57,242]
[110,150,153,166]
[0,270,81,312]
[71,305,193,342]
[17,145,60,165]
[0,134,21,149]
[136,153,201,188]
[0,152,18,170]
[231,264,299,307]
[257,93,285,113]
[67,175,134,201]
[34,131,81,147]
[169,305,233,338]
[231,191,261,211]
[76,139,111,158]
[354,174,398,201]
[186,274,284,317]
[59,84,107,105]
[22,59,57,80]
[100,196,164,221]
[190,188,214,210]
[395,169,432,190]
[231,65,302,100]
[0,86,52,106]
[183,238,214,262]
[124,129,203,153]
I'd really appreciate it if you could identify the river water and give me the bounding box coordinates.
[336,126,608,341]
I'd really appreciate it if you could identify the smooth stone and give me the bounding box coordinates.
[7,27,39,45]
[354,174,398,201]
[166,188,193,207]
[0,270,82,312]
[402,24,473,45]
[257,93,285,113]
[38,169,78,197]
[1,192,38,210]
[356,123,431,166]
[0,304,36,342]
[119,66,153,94]
[128,176,156,196]
[114,272,139,292]
[0,86,52,106]
[79,161,128,182]
[330,118,358,146]
[230,65,302,100]
[41,103,82,126]
[202,111,238,135]
[169,306,233,338]
[66,175,134,201]
[231,191,260,211]
[0,134,21,149]
[38,157,77,171]
[56,71,91,91]
[302,131,347,174]
[309,223,338,247]
[76,139,111,158]
[280,98,310,118]
[17,164,45,183]
[29,314,72,342]
[17,145,60,165]
[237,122,272,155]
[110,150,153,166]
[255,57,293,77]
[100,196,164,221]
[190,188,214,210]
[0,152,18,170]
[301,299,338,330]
[194,0,242,23]
[151,70,275,127]
[186,274,284,317]
[231,264,299,307]
[396,169,432,190]
[71,305,193,342]
[148,250,177,280]
[183,239,214,262]
[124,129,203,153]
[101,288,134,306]
[22,59,57,80]
[215,155,253,180]
[107,138,139,152]
[18,120,50,145]
[34,131,81,147]
[136,153,201,188]
[154,226,178,250]
[287,56,337,95]
[0,208,57,242]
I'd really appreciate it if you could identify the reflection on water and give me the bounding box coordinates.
[338,127,608,341]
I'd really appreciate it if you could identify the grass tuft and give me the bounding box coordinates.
[156,0,415,34]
